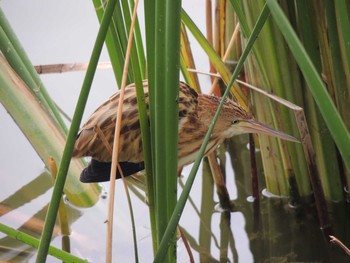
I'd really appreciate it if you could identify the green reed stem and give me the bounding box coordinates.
[127,0,147,79]
[35,0,117,261]
[295,0,342,200]
[150,1,182,262]
[0,223,87,263]
[164,0,182,261]
[153,0,167,251]
[325,0,350,130]
[92,0,127,86]
[154,3,270,262]
[144,0,158,254]
[334,0,350,76]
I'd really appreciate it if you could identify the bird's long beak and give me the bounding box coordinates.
[239,119,299,143]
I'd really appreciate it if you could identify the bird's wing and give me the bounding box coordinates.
[72,83,149,161]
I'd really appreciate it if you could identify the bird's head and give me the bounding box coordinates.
[200,94,299,143]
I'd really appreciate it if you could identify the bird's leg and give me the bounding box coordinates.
[207,154,234,211]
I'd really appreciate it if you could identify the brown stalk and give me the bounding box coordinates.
[106,0,139,262]
[219,0,226,58]
[206,0,221,95]
[34,61,112,74]
[178,226,195,263]
[208,22,240,95]
[330,235,350,256]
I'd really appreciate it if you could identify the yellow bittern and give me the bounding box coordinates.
[73,81,298,182]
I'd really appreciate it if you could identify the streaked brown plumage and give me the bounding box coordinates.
[73,81,298,182]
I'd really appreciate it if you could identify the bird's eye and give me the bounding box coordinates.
[232,119,240,125]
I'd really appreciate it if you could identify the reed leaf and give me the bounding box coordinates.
[0,8,67,135]
[179,24,201,91]
[0,56,100,206]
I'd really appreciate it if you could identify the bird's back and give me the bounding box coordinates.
[73,82,147,162]
[72,81,204,165]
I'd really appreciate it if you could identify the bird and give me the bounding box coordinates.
[72,80,298,183]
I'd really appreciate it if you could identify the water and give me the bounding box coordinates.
[1,0,350,262]
[1,149,349,262]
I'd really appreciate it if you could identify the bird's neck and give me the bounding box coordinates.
[198,94,231,137]
[198,94,220,125]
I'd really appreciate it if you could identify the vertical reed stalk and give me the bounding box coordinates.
[92,0,130,85]
[152,0,182,261]
[295,0,341,200]
[153,0,167,250]
[268,0,350,182]
[106,0,139,261]
[155,5,270,261]
[143,0,158,254]
[240,0,309,197]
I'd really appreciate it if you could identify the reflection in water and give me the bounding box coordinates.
[227,136,350,263]
[1,137,350,262]
[0,171,82,262]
